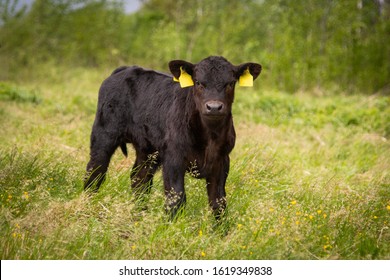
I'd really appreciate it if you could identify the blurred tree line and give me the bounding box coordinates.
[0,0,389,93]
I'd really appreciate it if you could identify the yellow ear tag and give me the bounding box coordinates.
[239,68,253,87]
[174,66,194,88]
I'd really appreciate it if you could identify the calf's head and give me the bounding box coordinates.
[169,56,262,122]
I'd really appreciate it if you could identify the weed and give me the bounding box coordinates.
[0,82,41,104]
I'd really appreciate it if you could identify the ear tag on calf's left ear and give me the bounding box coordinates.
[239,68,253,87]
[173,66,194,88]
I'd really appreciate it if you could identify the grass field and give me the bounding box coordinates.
[0,67,389,259]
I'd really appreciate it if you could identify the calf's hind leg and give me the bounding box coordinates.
[131,150,160,199]
[84,129,119,192]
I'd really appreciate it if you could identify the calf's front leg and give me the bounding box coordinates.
[162,162,186,220]
[206,156,229,220]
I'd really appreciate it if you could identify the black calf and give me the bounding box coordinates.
[84,56,262,219]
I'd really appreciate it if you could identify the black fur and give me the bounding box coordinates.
[84,56,262,219]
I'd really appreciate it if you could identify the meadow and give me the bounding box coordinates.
[0,66,389,260]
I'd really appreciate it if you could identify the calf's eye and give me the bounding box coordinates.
[195,80,205,90]
[226,81,235,89]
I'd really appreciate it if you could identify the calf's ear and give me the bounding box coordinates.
[169,60,195,88]
[235,63,262,87]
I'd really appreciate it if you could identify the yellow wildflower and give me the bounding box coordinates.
[386,205,390,211]
[200,251,206,257]
[290,200,297,205]
[317,210,322,215]
[23,191,29,200]
[198,230,203,237]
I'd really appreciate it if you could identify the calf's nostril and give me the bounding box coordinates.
[206,102,223,113]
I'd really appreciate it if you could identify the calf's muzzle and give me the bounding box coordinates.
[204,101,225,116]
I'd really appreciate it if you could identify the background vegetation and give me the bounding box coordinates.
[1,0,389,93]
[0,0,389,259]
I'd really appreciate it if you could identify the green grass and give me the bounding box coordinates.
[0,68,389,259]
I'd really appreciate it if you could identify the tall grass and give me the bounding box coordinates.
[0,68,389,259]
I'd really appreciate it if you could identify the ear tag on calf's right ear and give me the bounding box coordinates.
[173,66,194,88]
[239,68,253,87]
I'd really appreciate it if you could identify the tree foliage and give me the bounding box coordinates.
[0,0,389,93]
